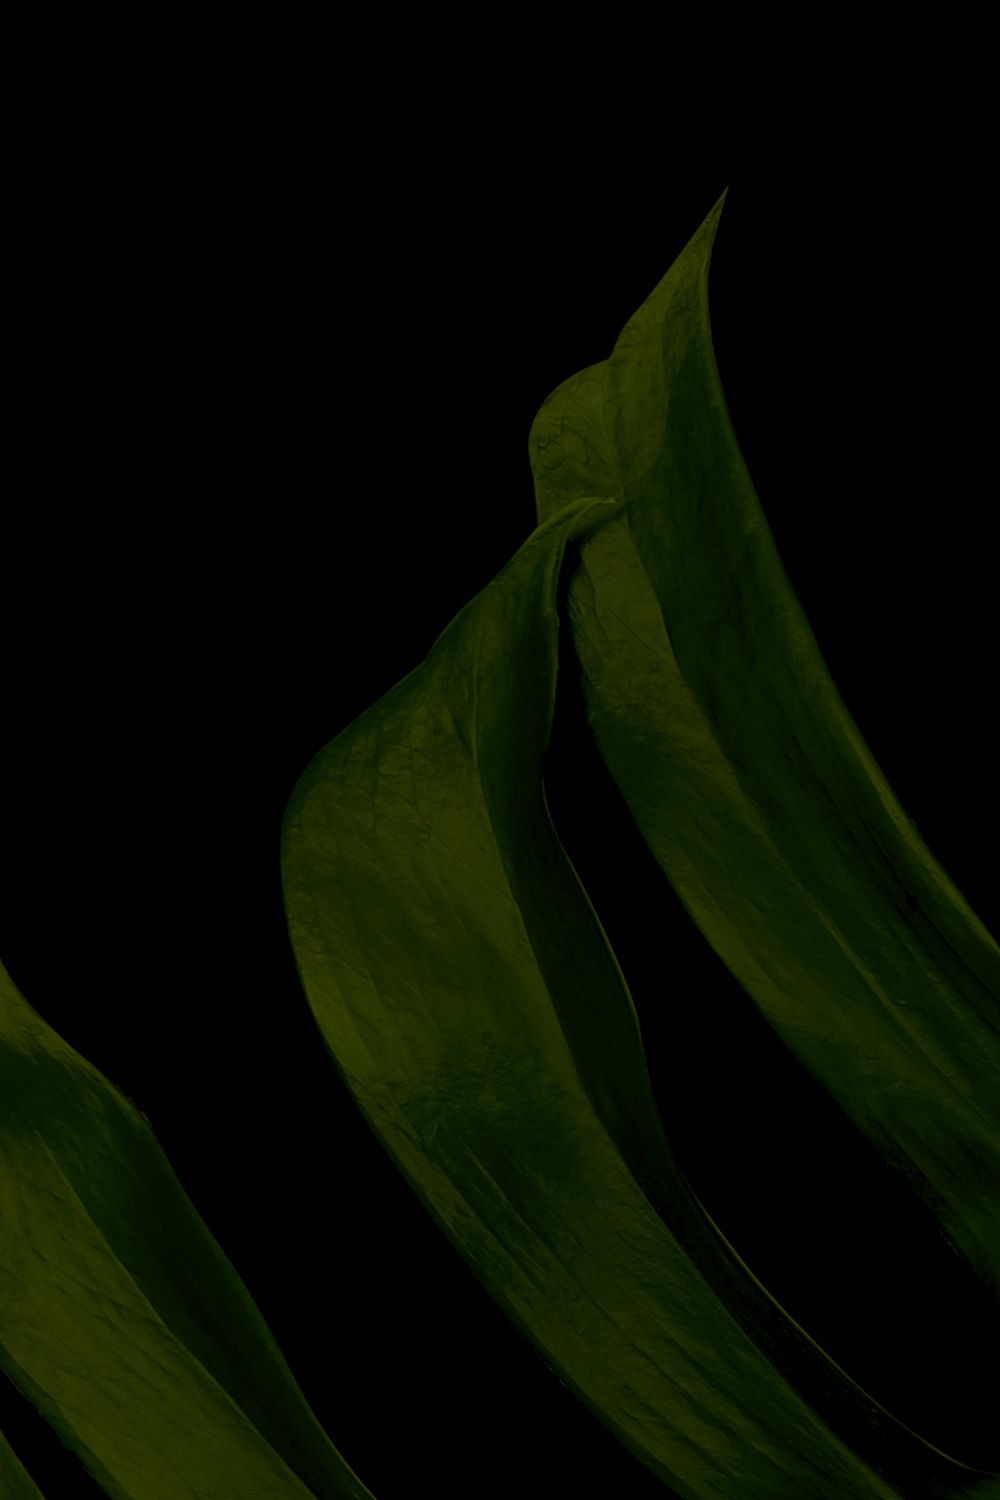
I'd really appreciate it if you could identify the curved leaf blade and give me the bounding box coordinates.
[281,500,995,1498]
[529,195,1000,1304]
[0,960,375,1499]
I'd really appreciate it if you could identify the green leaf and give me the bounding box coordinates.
[0,959,375,1499]
[528,192,1000,1305]
[281,499,997,1497]
[0,1424,45,1499]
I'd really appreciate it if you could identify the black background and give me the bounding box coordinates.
[4,69,998,1499]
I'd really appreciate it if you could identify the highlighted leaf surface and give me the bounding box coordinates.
[281,500,996,1497]
[0,960,374,1499]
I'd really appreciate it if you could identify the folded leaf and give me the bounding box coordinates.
[281,499,996,1498]
[0,960,375,1499]
[529,195,1000,1305]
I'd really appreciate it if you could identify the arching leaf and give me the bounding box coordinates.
[529,194,1000,1305]
[282,498,996,1497]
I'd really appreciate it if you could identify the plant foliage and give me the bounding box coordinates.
[3,194,997,1498]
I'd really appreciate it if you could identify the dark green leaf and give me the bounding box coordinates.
[529,194,1000,1309]
[282,499,996,1497]
[0,960,374,1499]
[0,1426,44,1499]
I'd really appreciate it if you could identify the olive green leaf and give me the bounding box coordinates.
[0,958,374,1499]
[0,1425,44,1499]
[281,498,997,1497]
[529,192,1000,1305]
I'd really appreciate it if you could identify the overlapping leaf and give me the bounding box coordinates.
[9,193,996,1499]
[0,959,374,1499]
[282,498,998,1497]
[529,194,1000,1305]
